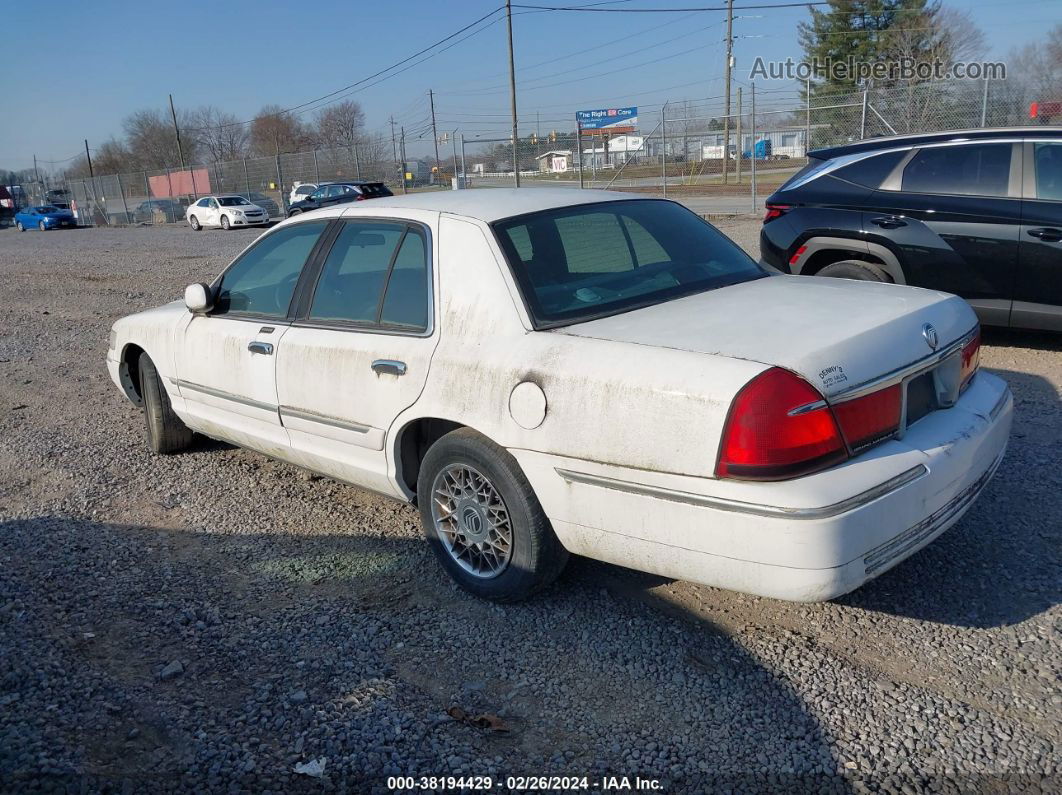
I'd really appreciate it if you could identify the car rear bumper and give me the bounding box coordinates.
[513,371,1012,602]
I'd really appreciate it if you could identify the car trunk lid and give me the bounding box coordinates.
[553,274,977,398]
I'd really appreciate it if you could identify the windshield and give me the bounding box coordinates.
[218,196,251,206]
[492,199,764,327]
[38,206,60,213]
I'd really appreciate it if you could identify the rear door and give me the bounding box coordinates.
[173,219,331,452]
[864,141,1022,325]
[1015,139,1062,330]
[274,215,437,496]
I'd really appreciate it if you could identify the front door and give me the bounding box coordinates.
[864,141,1022,326]
[275,217,437,496]
[1015,139,1062,330]
[173,219,331,453]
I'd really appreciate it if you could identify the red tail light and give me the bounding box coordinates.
[763,202,791,223]
[355,194,366,201]
[960,329,980,391]
[831,384,902,451]
[716,368,847,480]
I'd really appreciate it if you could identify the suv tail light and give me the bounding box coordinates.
[959,329,980,392]
[763,202,791,223]
[716,368,847,480]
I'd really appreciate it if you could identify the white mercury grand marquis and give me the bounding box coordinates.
[107,189,1012,602]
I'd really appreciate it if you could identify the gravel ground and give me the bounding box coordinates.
[0,221,1058,793]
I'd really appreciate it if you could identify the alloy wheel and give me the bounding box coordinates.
[430,464,513,579]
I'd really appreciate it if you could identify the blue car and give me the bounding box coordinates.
[14,205,76,231]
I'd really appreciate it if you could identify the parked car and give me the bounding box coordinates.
[186,195,270,230]
[14,205,76,231]
[133,199,188,224]
[45,188,72,209]
[0,185,14,221]
[287,181,393,217]
[761,127,1062,331]
[288,181,318,207]
[241,192,281,218]
[107,189,1011,603]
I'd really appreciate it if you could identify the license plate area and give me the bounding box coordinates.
[904,371,938,427]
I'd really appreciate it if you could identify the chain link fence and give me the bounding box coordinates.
[60,77,1048,225]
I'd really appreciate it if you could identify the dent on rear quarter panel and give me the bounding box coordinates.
[396,215,767,478]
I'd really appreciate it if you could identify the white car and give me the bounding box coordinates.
[289,182,318,207]
[186,195,270,230]
[107,189,1012,603]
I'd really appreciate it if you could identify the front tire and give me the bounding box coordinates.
[16,221,24,232]
[287,209,302,218]
[417,428,568,601]
[220,215,230,230]
[138,354,194,454]
[38,221,46,231]
[817,259,892,282]
[189,215,201,231]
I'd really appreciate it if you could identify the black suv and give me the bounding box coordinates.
[761,127,1062,331]
[287,181,392,217]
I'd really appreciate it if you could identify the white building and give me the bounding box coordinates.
[535,150,574,173]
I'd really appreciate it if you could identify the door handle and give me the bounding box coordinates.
[1027,227,1062,242]
[247,341,274,355]
[870,216,907,229]
[371,359,407,376]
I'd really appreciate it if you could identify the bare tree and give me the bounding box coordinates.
[998,24,1062,124]
[189,106,249,162]
[250,105,309,156]
[314,100,366,149]
[123,108,197,170]
[93,138,136,175]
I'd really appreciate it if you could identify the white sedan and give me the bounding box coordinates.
[186,195,270,230]
[108,189,1012,602]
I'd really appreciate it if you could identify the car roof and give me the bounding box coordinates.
[809,126,1062,160]
[327,188,645,223]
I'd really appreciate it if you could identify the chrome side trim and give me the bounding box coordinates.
[829,325,978,404]
[279,406,371,434]
[554,464,928,520]
[175,379,277,412]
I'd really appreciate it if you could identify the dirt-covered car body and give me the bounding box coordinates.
[107,189,1012,602]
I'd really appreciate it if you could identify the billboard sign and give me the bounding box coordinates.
[576,106,638,134]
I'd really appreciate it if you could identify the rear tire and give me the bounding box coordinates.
[816,259,892,282]
[417,428,568,602]
[189,215,201,231]
[220,215,230,230]
[139,354,194,454]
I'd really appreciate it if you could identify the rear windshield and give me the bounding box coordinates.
[357,183,392,197]
[37,206,60,213]
[778,156,828,191]
[218,196,251,206]
[493,199,764,328]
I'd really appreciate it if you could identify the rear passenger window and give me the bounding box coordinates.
[1033,143,1062,201]
[901,143,1012,197]
[834,150,907,188]
[308,222,430,331]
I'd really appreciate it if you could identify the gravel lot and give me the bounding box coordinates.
[0,220,1058,793]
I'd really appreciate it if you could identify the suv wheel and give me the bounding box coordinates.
[817,260,892,282]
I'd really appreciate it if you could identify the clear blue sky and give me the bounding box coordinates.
[1,0,1054,171]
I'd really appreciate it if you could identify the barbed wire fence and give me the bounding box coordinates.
[59,77,1046,226]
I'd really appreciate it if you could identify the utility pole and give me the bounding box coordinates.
[168,93,186,174]
[805,76,812,157]
[505,0,520,187]
[735,87,743,183]
[399,126,408,194]
[33,154,40,188]
[428,89,441,182]
[722,0,734,185]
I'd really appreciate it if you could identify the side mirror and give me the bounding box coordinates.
[184,283,212,313]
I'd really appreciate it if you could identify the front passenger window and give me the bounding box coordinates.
[214,221,328,317]
[901,143,1011,197]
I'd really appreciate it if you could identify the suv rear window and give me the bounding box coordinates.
[357,183,393,197]
[833,150,907,188]
[901,143,1012,197]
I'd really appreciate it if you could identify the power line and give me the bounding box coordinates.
[512,2,829,11]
